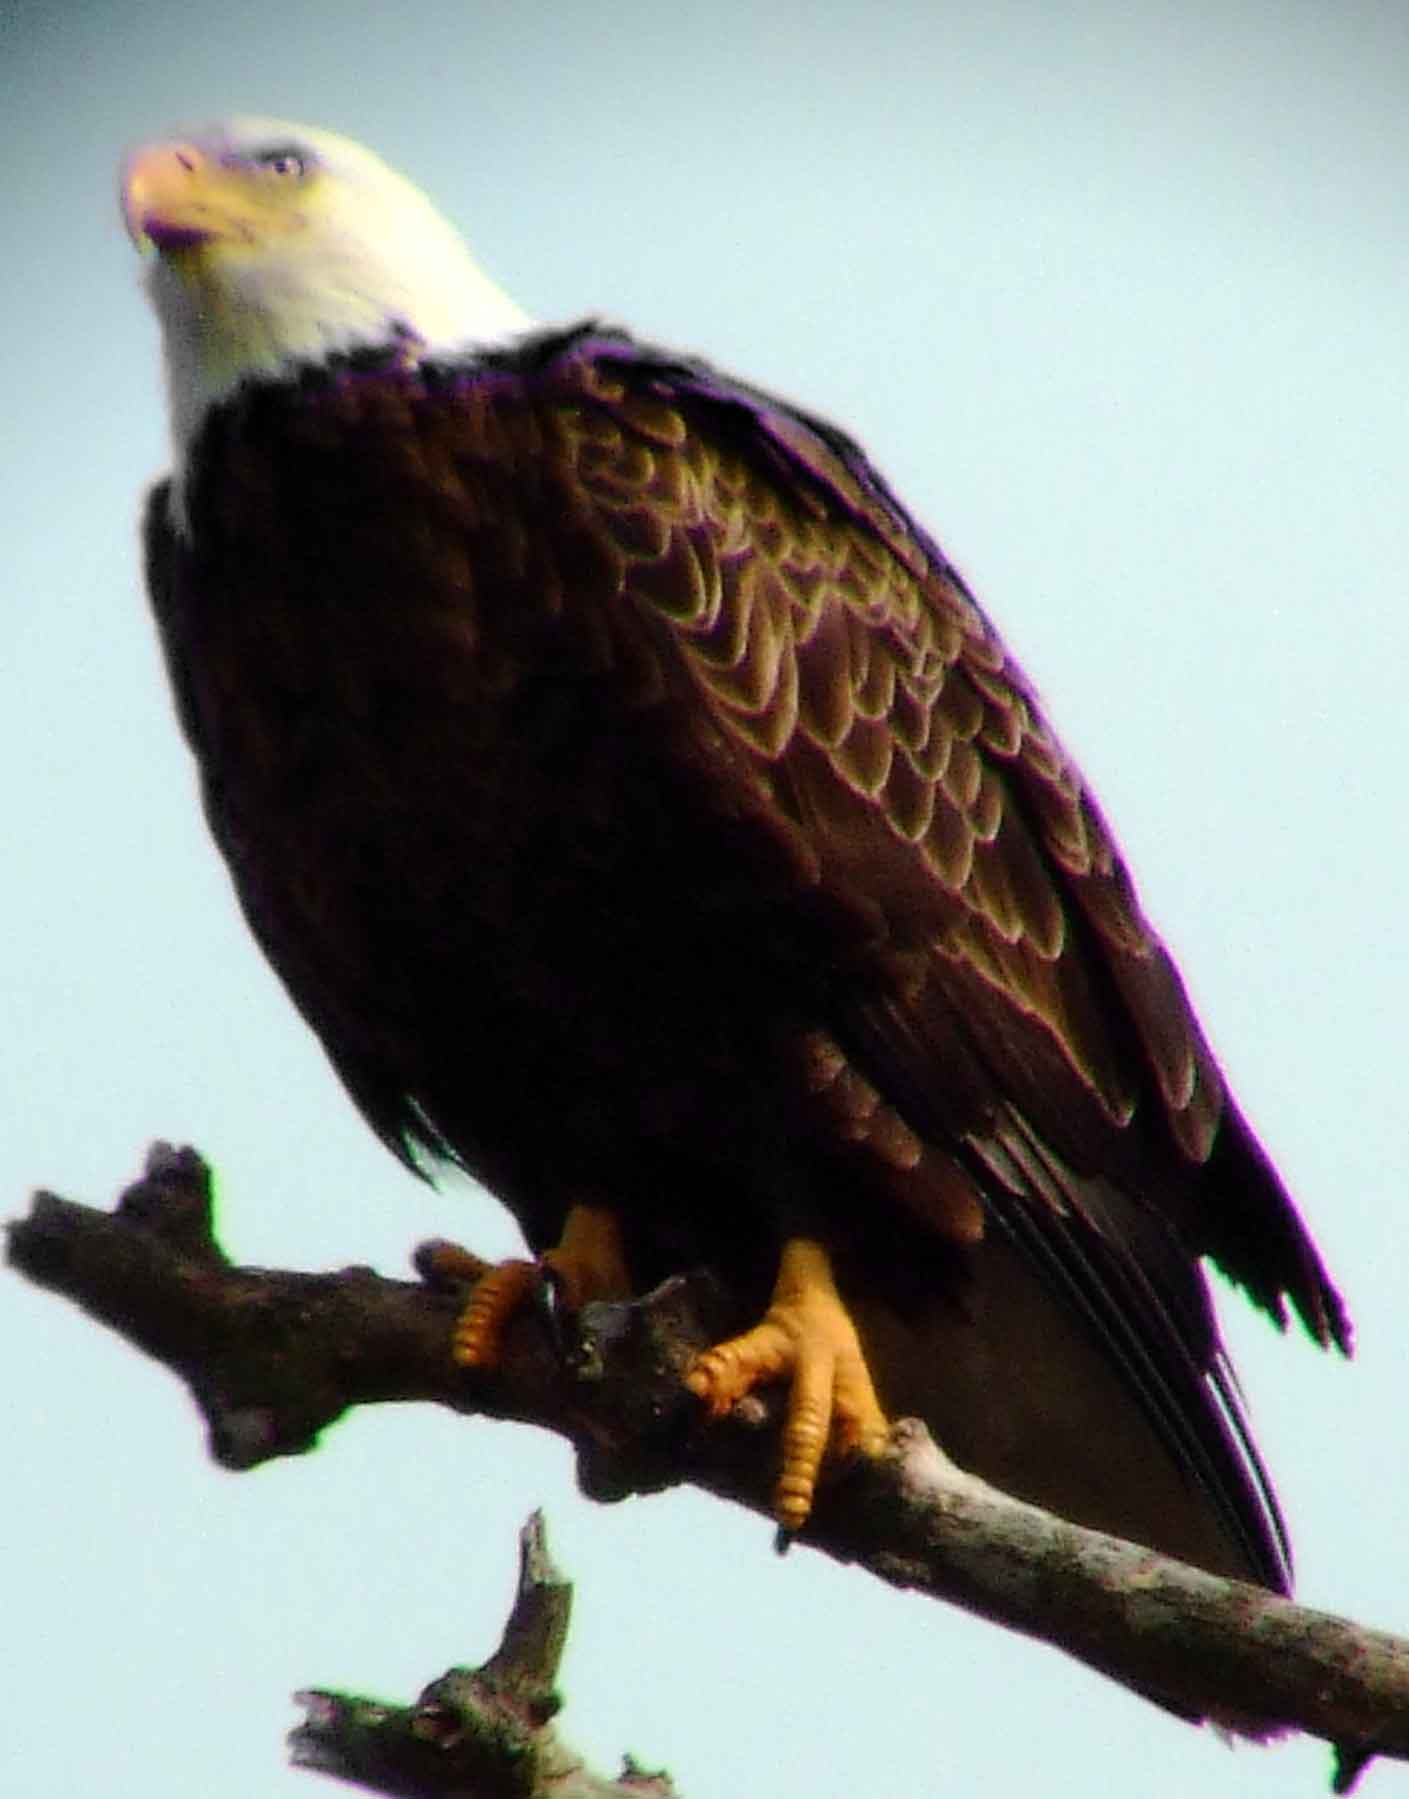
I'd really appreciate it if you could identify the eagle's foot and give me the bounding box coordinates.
[685,1236,890,1530]
[451,1255,541,1367]
[433,1205,633,1370]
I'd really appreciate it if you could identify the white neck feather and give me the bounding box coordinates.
[149,247,531,501]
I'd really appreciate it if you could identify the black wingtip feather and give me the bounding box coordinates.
[977,1145,1294,1594]
[1202,1104,1352,1359]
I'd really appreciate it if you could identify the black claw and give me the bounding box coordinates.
[534,1262,570,1356]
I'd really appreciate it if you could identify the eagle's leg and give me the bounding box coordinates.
[686,1236,890,1529]
[433,1204,632,1370]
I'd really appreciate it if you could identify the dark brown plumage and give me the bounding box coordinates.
[144,323,1347,1600]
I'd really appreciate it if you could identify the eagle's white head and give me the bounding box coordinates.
[122,117,531,462]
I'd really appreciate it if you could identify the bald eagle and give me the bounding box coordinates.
[124,119,1347,1611]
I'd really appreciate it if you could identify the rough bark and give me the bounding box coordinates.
[8,1145,1404,1793]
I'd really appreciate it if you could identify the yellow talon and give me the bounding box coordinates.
[429,1205,632,1372]
[453,1258,540,1366]
[687,1237,890,1529]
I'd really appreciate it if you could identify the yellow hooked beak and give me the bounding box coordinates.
[121,140,307,257]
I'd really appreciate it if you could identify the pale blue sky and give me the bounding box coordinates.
[4,3,1407,1795]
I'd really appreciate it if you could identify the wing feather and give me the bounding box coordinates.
[545,331,1346,1363]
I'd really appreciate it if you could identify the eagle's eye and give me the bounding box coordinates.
[253,147,309,180]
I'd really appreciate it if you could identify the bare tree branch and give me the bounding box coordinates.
[290,1512,678,1798]
[8,1145,1406,1792]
